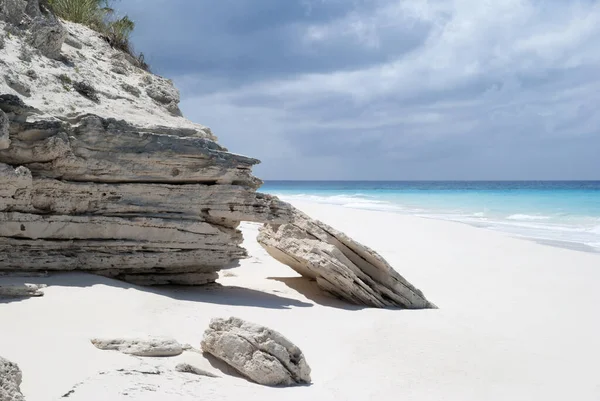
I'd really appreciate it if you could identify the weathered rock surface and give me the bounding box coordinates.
[0,114,262,186]
[3,74,30,98]
[0,99,290,283]
[0,109,8,149]
[0,356,24,401]
[175,363,219,378]
[0,283,45,298]
[0,95,36,122]
[201,317,311,387]
[0,0,26,26]
[27,15,66,59]
[258,206,435,309]
[1,1,213,134]
[23,0,40,19]
[145,76,182,116]
[0,0,66,58]
[91,337,184,357]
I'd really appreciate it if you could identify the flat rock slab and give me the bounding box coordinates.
[258,204,435,309]
[0,283,45,299]
[0,356,25,401]
[0,115,260,187]
[201,317,311,387]
[91,338,184,357]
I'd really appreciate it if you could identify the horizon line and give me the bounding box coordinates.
[261,179,600,182]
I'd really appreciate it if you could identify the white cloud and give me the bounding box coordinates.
[178,0,600,179]
[294,0,600,98]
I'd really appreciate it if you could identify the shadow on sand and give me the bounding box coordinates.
[267,276,364,311]
[0,272,313,309]
[202,352,251,381]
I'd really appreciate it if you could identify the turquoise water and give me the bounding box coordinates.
[260,181,600,253]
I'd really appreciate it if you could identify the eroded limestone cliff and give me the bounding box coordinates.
[0,0,290,285]
[0,1,433,309]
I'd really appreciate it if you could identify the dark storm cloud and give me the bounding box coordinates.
[119,0,424,86]
[117,0,600,180]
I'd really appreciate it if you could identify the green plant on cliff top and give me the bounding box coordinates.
[46,0,110,28]
[103,14,134,53]
[46,0,149,70]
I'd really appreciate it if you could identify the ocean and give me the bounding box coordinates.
[260,181,600,253]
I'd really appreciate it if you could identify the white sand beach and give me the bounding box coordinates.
[2,1,600,399]
[1,200,599,400]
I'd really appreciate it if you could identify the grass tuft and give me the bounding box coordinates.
[46,0,150,71]
[47,0,107,28]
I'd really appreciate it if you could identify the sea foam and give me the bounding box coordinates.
[265,182,600,254]
[506,214,552,221]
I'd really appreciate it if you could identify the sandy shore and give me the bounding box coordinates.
[1,200,599,400]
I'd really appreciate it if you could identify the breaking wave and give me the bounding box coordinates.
[272,192,600,253]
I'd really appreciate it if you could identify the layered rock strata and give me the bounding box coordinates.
[0,95,290,284]
[258,206,435,309]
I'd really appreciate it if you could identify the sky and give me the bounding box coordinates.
[118,0,600,180]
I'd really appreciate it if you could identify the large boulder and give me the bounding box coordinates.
[28,16,66,59]
[201,317,311,387]
[0,356,25,401]
[258,205,435,309]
